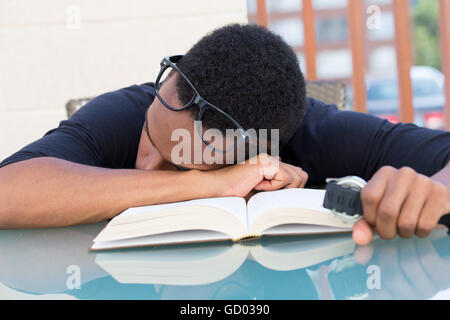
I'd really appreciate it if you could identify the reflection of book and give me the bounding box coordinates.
[91,189,354,251]
[95,234,356,285]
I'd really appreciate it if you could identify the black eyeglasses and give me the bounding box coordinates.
[154,55,251,154]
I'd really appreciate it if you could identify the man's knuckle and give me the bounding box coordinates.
[378,230,396,240]
[303,171,309,181]
[398,216,416,229]
[399,166,415,176]
[286,175,293,185]
[397,218,416,237]
[361,187,379,205]
[417,174,431,188]
[416,229,431,238]
[416,220,435,236]
[433,182,447,196]
[380,165,396,175]
[398,229,414,239]
[365,215,376,226]
[378,202,398,219]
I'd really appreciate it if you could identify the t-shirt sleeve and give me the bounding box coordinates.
[0,84,154,169]
[281,98,450,186]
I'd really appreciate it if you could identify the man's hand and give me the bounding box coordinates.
[353,166,450,245]
[210,153,309,198]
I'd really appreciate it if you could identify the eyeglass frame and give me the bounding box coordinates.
[154,55,250,153]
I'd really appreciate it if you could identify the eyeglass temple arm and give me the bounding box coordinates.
[166,55,184,64]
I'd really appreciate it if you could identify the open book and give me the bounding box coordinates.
[95,234,356,285]
[90,188,355,251]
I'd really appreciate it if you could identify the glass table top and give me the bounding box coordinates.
[0,222,449,300]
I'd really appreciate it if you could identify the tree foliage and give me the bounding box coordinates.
[412,0,441,70]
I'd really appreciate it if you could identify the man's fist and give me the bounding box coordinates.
[353,166,450,245]
[211,153,308,199]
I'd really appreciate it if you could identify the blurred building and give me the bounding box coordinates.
[247,0,397,84]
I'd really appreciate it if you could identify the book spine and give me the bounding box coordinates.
[232,234,261,242]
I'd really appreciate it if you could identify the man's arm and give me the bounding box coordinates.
[0,157,217,228]
[282,98,450,185]
[282,99,450,244]
[0,154,304,228]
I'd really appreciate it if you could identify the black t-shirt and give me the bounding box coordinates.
[1,83,449,186]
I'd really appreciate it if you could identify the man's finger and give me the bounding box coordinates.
[361,166,395,226]
[352,219,374,246]
[416,183,448,238]
[396,174,429,238]
[255,165,291,191]
[376,167,415,240]
[257,155,280,181]
[281,164,302,188]
[285,164,309,188]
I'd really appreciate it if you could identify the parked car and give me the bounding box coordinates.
[366,66,446,130]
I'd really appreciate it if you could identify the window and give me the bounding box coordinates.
[267,0,302,12]
[365,0,391,5]
[369,46,397,71]
[313,0,348,10]
[315,16,348,43]
[317,49,352,78]
[297,52,307,75]
[269,18,304,47]
[367,11,394,40]
[246,0,257,15]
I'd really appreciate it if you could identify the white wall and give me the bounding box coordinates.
[0,0,248,160]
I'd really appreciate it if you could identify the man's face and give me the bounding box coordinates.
[135,74,227,171]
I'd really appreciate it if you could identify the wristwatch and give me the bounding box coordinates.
[323,175,450,229]
[323,176,366,223]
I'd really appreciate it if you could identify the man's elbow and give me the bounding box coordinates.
[0,189,10,228]
[0,187,22,229]
[0,197,10,229]
[0,207,11,229]
[0,168,15,228]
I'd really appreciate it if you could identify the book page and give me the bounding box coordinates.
[117,197,247,224]
[262,224,352,236]
[247,189,352,235]
[247,189,330,226]
[93,197,247,244]
[90,230,232,251]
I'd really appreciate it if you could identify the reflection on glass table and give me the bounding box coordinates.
[0,222,449,300]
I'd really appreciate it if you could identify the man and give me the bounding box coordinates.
[0,24,449,246]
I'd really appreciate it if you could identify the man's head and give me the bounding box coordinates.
[136,23,306,171]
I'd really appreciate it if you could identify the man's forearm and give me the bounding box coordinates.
[0,157,216,228]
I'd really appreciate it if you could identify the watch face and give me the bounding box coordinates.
[327,176,367,190]
[341,183,362,192]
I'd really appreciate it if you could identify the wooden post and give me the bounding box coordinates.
[302,0,317,80]
[439,0,450,130]
[347,0,367,113]
[256,0,269,27]
[393,0,414,123]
